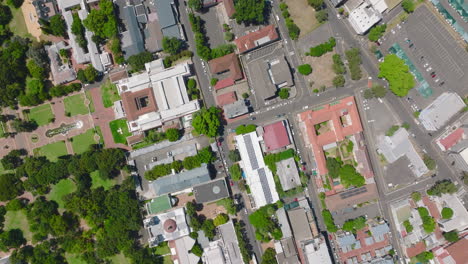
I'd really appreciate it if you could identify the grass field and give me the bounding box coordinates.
[109,119,131,144]
[101,80,121,108]
[34,141,68,161]
[85,90,95,113]
[108,253,131,264]
[4,210,33,242]
[64,93,89,116]
[71,128,98,154]
[285,0,320,37]
[47,178,76,208]
[155,242,171,255]
[91,171,116,190]
[163,255,173,264]
[28,104,54,126]
[65,254,87,264]
[8,5,30,38]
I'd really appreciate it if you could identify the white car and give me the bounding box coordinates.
[423,63,429,68]
[426,67,432,72]
[434,78,440,83]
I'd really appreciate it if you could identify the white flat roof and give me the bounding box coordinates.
[420,92,465,131]
[235,132,279,208]
[304,239,333,264]
[348,1,382,34]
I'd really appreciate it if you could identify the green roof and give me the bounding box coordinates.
[147,195,172,214]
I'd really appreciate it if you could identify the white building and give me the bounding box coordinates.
[235,132,279,208]
[202,221,244,264]
[346,0,382,34]
[143,207,190,247]
[304,238,333,264]
[436,194,468,232]
[115,59,200,132]
[419,92,465,131]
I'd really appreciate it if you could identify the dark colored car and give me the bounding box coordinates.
[431,74,436,78]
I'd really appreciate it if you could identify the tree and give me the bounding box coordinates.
[201,219,216,240]
[233,0,266,25]
[7,0,24,8]
[214,213,229,226]
[27,60,45,79]
[188,0,202,11]
[192,107,221,137]
[0,229,26,251]
[6,198,27,211]
[83,65,98,83]
[279,88,290,99]
[71,13,87,49]
[230,163,242,181]
[190,243,203,257]
[187,79,197,89]
[403,220,413,233]
[165,128,180,142]
[217,198,237,215]
[298,64,313,75]
[339,165,365,188]
[308,0,323,9]
[83,0,118,41]
[0,173,23,201]
[333,75,345,87]
[378,54,415,97]
[210,78,218,86]
[12,119,38,132]
[261,248,278,264]
[228,150,241,162]
[332,54,346,74]
[285,18,300,40]
[364,89,374,99]
[415,251,434,263]
[306,38,336,57]
[402,0,415,13]
[368,24,387,42]
[326,157,342,179]
[423,154,436,170]
[315,10,328,23]
[345,48,362,80]
[127,51,153,72]
[225,31,234,41]
[162,37,183,55]
[441,207,454,219]
[411,191,421,202]
[371,84,387,98]
[322,209,338,232]
[443,231,459,242]
[1,149,25,170]
[43,14,67,37]
[0,5,13,26]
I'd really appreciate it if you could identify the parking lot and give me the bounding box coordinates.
[198,7,226,48]
[379,5,468,109]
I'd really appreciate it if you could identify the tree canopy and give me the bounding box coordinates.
[127,51,153,72]
[339,165,365,188]
[188,0,203,11]
[441,207,453,219]
[41,14,67,37]
[322,209,338,232]
[261,248,278,264]
[233,0,266,25]
[378,54,415,97]
[192,107,221,137]
[230,163,242,181]
[326,157,342,179]
[427,180,458,197]
[162,37,184,55]
[278,88,290,99]
[298,64,313,75]
[402,0,415,13]
[0,173,24,201]
[83,0,118,41]
[0,5,13,26]
[443,231,459,242]
[368,24,387,42]
[165,128,180,142]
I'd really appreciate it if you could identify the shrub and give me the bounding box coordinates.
[411,192,421,202]
[386,125,400,136]
[210,78,218,86]
[190,243,203,257]
[278,88,290,99]
[441,207,454,219]
[236,124,257,135]
[322,209,338,232]
[230,163,242,181]
[423,155,436,170]
[298,64,313,75]
[443,231,459,242]
[403,220,413,233]
[333,75,345,87]
[368,24,387,42]
[402,0,415,13]
[214,213,229,226]
[315,10,328,23]
[345,48,362,80]
[306,38,336,57]
[165,128,180,142]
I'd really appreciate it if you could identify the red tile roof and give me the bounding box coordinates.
[263,121,291,151]
[215,78,235,90]
[299,96,363,176]
[121,88,158,121]
[423,195,441,220]
[234,25,279,53]
[446,236,468,263]
[439,128,464,151]
[223,0,235,17]
[406,241,426,258]
[216,91,237,106]
[209,53,243,89]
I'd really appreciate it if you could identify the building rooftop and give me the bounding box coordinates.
[405,241,426,258]
[154,0,181,38]
[377,128,428,177]
[120,5,146,59]
[436,194,468,232]
[287,207,313,243]
[217,221,244,264]
[143,207,190,247]
[172,236,200,264]
[276,207,293,239]
[57,0,81,11]
[419,92,465,131]
[234,25,279,53]
[121,88,159,121]
[438,127,465,151]
[304,238,333,264]
[263,120,291,151]
[275,238,300,264]
[223,100,249,119]
[216,91,237,107]
[146,194,173,215]
[33,0,58,21]
[269,56,294,88]
[209,53,243,88]
[299,96,363,176]
[276,158,301,191]
[47,42,77,85]
[150,163,211,196]
[445,235,468,264]
[347,0,382,34]
[325,183,379,212]
[193,178,229,203]
[235,132,279,208]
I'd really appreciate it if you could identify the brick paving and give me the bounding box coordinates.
[88,86,130,150]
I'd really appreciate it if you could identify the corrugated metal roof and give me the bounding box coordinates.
[151,163,211,196]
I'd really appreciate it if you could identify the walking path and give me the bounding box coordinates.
[88,86,130,150]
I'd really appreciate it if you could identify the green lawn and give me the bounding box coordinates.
[65,254,87,264]
[85,90,95,113]
[34,141,68,161]
[108,253,131,264]
[163,255,173,264]
[4,210,33,242]
[8,5,30,38]
[28,104,54,126]
[91,170,116,190]
[101,80,121,108]
[71,128,99,154]
[64,93,89,116]
[47,178,76,208]
[155,242,171,255]
[109,119,131,144]
[0,121,6,138]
